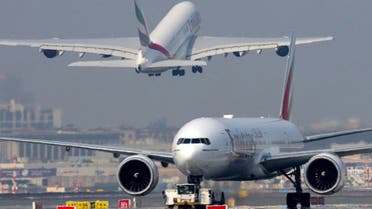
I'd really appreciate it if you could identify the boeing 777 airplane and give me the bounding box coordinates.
[0,1,333,77]
[0,35,371,208]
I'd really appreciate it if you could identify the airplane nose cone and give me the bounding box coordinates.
[175,145,195,164]
[174,145,203,176]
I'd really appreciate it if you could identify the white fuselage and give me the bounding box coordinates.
[137,1,201,73]
[172,117,304,181]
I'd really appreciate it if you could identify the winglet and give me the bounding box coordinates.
[134,0,151,47]
[279,33,296,121]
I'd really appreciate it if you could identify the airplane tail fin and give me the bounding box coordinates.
[134,0,151,47]
[279,33,296,121]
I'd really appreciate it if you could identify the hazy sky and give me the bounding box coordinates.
[0,0,371,129]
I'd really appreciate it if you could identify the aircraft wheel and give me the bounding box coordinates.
[179,69,185,76]
[172,69,178,76]
[198,66,203,73]
[286,193,298,209]
[192,66,198,73]
[287,192,311,209]
[195,205,206,209]
[155,73,161,77]
[300,193,311,208]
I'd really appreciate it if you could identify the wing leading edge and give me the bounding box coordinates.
[189,36,333,60]
[69,59,207,69]
[0,137,174,164]
[0,38,139,60]
[261,143,372,173]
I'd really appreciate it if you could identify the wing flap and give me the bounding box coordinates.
[69,60,137,68]
[190,36,333,60]
[0,137,174,164]
[39,44,137,59]
[0,37,139,59]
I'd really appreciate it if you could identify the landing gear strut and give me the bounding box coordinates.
[282,166,311,209]
[187,175,203,185]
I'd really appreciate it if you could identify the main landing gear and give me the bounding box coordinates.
[282,166,311,209]
[192,66,203,74]
[187,175,203,185]
[172,66,203,76]
[148,73,162,77]
[172,68,185,76]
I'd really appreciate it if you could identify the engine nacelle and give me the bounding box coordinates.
[42,49,59,58]
[304,153,346,195]
[276,46,289,57]
[233,51,246,57]
[117,155,159,196]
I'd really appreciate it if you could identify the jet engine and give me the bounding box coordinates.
[276,46,289,57]
[117,155,159,196]
[41,49,59,58]
[304,153,346,195]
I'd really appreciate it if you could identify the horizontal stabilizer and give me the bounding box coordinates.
[68,60,136,68]
[148,60,207,68]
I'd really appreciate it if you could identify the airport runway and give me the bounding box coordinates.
[0,189,371,209]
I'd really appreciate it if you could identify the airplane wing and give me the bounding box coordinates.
[69,60,137,68]
[0,136,174,164]
[261,128,372,172]
[303,128,372,143]
[259,129,371,171]
[261,144,372,173]
[0,37,139,59]
[189,36,333,60]
[68,59,207,69]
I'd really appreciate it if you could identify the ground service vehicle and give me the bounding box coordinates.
[164,184,214,209]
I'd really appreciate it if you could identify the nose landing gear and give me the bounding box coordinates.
[282,166,311,209]
[187,175,203,185]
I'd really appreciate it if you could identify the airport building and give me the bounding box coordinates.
[0,131,134,163]
[0,126,176,163]
[0,99,62,134]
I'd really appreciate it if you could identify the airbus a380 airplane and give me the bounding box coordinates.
[0,1,333,77]
[0,35,371,208]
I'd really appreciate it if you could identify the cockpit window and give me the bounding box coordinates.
[201,138,211,145]
[177,138,211,145]
[191,138,201,144]
[177,138,184,145]
[183,138,191,144]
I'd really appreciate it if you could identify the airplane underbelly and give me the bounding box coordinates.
[208,156,277,181]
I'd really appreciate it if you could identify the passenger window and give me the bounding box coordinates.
[177,138,184,145]
[183,138,191,144]
[192,138,201,144]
